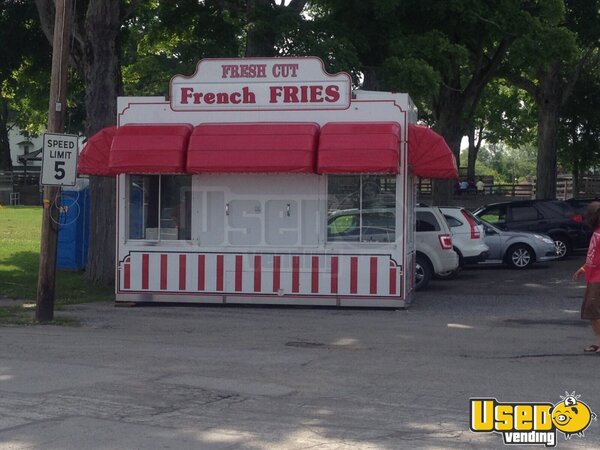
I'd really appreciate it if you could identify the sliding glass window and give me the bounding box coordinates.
[127,175,191,241]
[327,175,396,243]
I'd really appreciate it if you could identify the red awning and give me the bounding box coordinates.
[408,124,458,179]
[109,124,193,174]
[316,122,401,174]
[187,123,319,173]
[78,126,118,176]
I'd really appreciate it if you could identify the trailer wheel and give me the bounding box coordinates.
[415,254,432,291]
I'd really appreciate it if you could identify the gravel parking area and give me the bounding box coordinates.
[1,254,598,449]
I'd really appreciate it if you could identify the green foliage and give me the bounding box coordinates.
[121,1,245,96]
[121,0,367,93]
[308,0,405,78]
[477,80,537,148]
[509,26,578,73]
[4,0,598,192]
[5,58,51,136]
[375,0,564,126]
[473,143,537,183]
[382,57,440,114]
[472,162,504,184]
[0,1,51,137]
[558,63,600,174]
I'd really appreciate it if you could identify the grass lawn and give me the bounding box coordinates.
[0,205,112,324]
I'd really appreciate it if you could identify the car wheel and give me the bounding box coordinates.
[415,254,432,291]
[506,244,534,269]
[552,236,571,259]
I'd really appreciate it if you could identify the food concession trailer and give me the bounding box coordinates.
[78,57,457,308]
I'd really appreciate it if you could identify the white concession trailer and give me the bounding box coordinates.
[78,57,457,308]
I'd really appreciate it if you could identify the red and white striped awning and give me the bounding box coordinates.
[78,121,457,179]
[186,123,319,173]
[317,122,401,174]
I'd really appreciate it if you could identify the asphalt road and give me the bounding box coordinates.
[1,254,599,449]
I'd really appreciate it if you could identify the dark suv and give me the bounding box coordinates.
[473,200,590,258]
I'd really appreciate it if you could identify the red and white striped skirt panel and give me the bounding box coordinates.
[120,252,403,297]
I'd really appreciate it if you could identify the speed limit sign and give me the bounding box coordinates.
[41,132,79,186]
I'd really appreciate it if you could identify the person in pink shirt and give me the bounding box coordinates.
[573,201,600,352]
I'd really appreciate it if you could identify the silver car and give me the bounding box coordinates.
[479,220,559,269]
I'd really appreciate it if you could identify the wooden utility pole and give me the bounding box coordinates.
[36,0,72,322]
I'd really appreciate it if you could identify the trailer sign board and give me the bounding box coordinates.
[170,57,352,111]
[41,132,79,186]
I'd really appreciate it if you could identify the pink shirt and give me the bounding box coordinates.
[585,228,600,283]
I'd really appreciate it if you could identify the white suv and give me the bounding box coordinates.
[439,206,489,277]
[415,206,459,290]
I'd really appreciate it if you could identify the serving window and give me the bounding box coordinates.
[127,175,192,241]
[327,175,396,242]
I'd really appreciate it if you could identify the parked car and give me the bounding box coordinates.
[327,206,458,290]
[473,199,590,259]
[415,206,459,290]
[439,206,489,277]
[478,220,559,268]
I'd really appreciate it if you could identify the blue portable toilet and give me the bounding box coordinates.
[57,178,90,270]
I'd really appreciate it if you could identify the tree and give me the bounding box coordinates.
[464,80,537,180]
[382,1,565,204]
[313,1,561,204]
[36,0,142,286]
[308,0,408,89]
[503,0,600,199]
[122,0,245,96]
[0,0,51,170]
[558,64,600,194]
[244,0,309,56]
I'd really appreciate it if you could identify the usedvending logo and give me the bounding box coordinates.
[470,392,596,446]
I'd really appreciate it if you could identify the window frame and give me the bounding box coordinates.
[444,215,463,228]
[510,205,540,222]
[478,205,507,226]
[126,174,191,243]
[326,174,397,244]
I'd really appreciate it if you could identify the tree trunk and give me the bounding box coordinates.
[362,66,382,91]
[245,0,277,57]
[535,106,560,199]
[0,99,12,170]
[466,125,482,182]
[535,67,562,200]
[467,149,478,182]
[83,0,122,286]
[572,159,580,198]
[431,89,466,205]
[429,37,512,205]
[243,0,307,57]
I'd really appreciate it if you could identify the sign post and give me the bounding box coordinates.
[36,0,72,323]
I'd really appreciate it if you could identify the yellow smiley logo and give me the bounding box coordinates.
[551,393,597,439]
